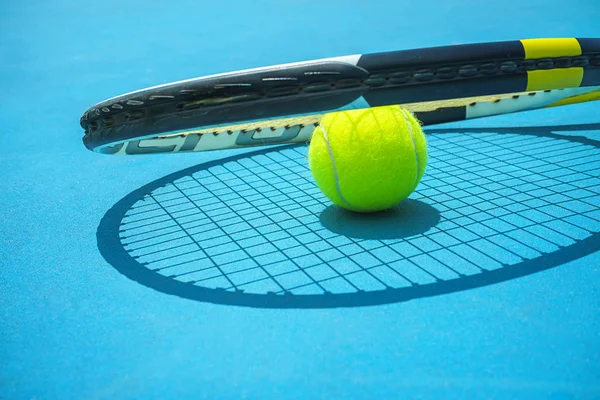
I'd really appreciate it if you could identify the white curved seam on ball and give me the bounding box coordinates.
[321,123,363,211]
[400,108,420,191]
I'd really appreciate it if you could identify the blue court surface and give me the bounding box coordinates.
[2,1,599,399]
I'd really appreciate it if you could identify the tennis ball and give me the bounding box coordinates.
[308,106,427,213]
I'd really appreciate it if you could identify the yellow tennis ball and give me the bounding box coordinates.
[308,106,427,213]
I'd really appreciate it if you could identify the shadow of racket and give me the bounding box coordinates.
[97,123,600,308]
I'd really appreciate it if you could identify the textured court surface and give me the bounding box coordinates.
[2,1,599,399]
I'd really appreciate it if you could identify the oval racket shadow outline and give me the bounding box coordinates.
[97,123,600,309]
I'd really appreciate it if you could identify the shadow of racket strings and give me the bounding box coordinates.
[97,123,600,308]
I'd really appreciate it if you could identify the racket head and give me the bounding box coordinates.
[81,38,600,156]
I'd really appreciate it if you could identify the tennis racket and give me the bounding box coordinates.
[80,37,600,156]
[96,122,600,308]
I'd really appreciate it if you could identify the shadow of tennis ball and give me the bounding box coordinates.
[319,199,440,240]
